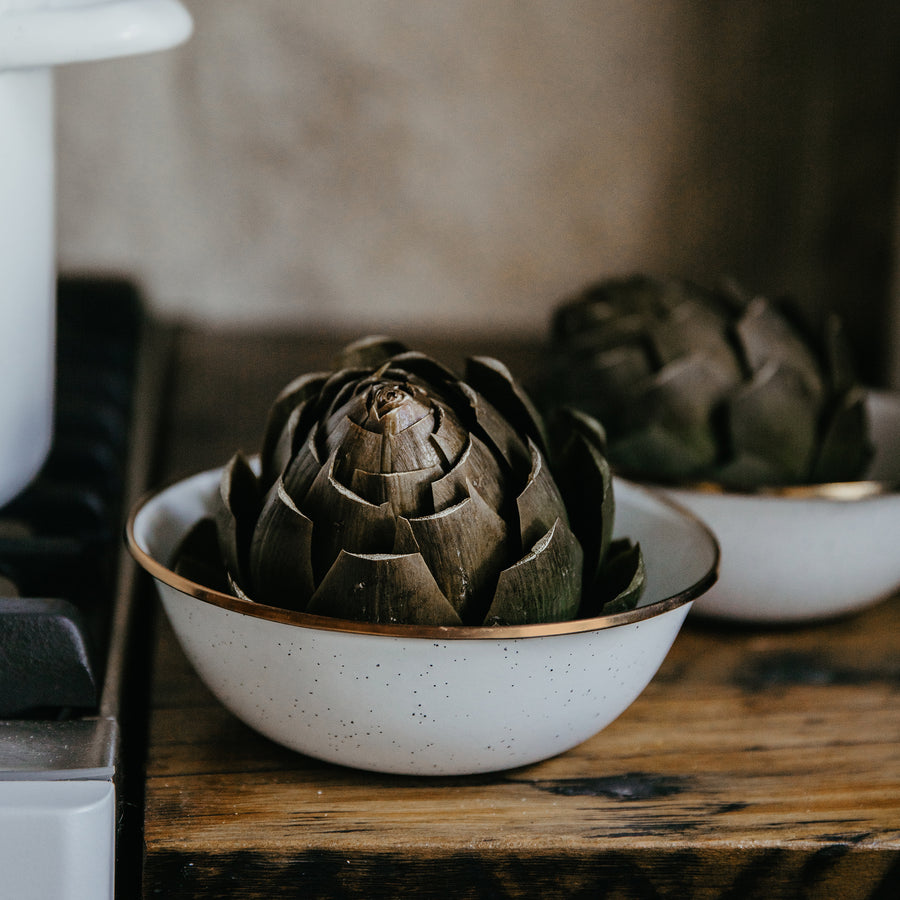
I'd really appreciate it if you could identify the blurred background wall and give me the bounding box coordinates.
[55,1,900,383]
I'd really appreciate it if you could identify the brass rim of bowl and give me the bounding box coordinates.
[125,477,720,641]
[660,478,898,501]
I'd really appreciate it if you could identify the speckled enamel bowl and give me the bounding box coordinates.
[127,468,718,776]
[656,389,900,624]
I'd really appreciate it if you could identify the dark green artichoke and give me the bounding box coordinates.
[543,275,873,489]
[177,336,644,627]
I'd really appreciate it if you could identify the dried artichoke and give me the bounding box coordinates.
[176,336,644,627]
[542,275,873,488]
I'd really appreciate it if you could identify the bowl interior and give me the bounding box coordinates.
[128,467,719,638]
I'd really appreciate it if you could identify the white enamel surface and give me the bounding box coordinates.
[0,0,190,505]
[0,67,55,507]
[131,470,716,776]
[0,0,193,69]
[0,780,115,900]
[664,390,900,623]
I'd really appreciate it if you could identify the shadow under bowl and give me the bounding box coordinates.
[127,468,718,776]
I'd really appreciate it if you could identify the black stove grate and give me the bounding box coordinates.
[0,278,145,718]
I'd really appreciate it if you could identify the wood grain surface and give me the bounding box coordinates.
[140,327,900,898]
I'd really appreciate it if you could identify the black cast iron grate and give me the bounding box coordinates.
[0,278,143,718]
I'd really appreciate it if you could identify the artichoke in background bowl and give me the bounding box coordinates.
[544,275,872,489]
[542,275,900,623]
[178,336,645,627]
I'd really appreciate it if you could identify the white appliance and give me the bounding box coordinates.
[0,0,192,506]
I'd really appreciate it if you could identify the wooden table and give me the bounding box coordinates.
[138,326,900,898]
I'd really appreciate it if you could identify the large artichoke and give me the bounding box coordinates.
[543,275,873,489]
[177,336,644,627]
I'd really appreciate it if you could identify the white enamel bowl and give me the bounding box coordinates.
[658,390,900,624]
[127,469,718,776]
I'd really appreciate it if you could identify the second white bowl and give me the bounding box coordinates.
[661,389,900,623]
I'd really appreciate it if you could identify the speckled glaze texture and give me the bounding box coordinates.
[664,390,900,624]
[161,593,690,774]
[129,470,718,775]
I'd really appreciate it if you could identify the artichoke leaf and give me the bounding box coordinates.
[584,345,653,403]
[227,571,255,602]
[328,387,456,474]
[736,298,824,402]
[173,517,232,594]
[350,463,446,516]
[821,315,858,395]
[374,354,465,419]
[484,518,583,625]
[583,538,644,617]
[307,549,463,626]
[540,346,648,438]
[716,276,754,314]
[550,293,614,342]
[385,408,452,471]
[811,387,873,483]
[549,408,614,584]
[260,372,329,483]
[578,310,648,351]
[550,282,624,340]
[261,403,304,489]
[551,276,659,345]
[516,439,569,550]
[430,433,506,513]
[360,383,432,435]
[214,453,261,586]
[608,355,734,477]
[726,360,819,484]
[391,515,420,554]
[554,405,608,453]
[337,335,409,370]
[459,382,532,475]
[316,367,382,427]
[248,478,315,610]
[610,422,711,483]
[640,354,738,435]
[281,426,325,501]
[382,351,460,397]
[407,482,509,622]
[712,453,784,489]
[331,418,393,480]
[428,404,469,468]
[651,304,740,379]
[465,355,550,458]
[302,453,398,577]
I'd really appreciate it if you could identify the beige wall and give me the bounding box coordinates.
[55,2,899,377]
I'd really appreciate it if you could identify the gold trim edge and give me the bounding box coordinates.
[125,476,720,641]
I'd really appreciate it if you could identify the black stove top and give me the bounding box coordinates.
[0,278,149,719]
[0,278,170,899]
